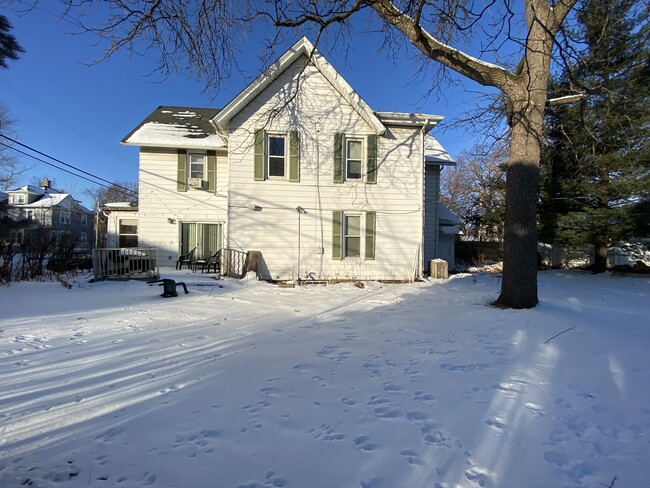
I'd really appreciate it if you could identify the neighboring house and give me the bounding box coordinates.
[122,37,457,281]
[5,181,95,250]
[102,202,139,248]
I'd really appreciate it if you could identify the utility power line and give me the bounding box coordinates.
[0,133,137,196]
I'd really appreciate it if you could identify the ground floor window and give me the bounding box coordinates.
[332,211,375,260]
[119,219,138,247]
[180,222,223,260]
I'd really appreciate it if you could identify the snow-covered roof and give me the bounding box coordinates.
[376,112,443,131]
[7,184,45,195]
[103,201,138,212]
[18,192,69,208]
[122,106,226,149]
[424,134,455,165]
[213,37,387,135]
[438,202,463,225]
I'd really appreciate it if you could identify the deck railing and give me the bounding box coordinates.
[93,248,159,281]
[222,248,249,278]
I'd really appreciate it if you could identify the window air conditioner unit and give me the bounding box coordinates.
[188,178,208,190]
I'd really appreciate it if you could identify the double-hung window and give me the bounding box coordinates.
[344,214,361,258]
[254,129,300,182]
[334,133,377,184]
[190,153,206,179]
[332,211,376,260]
[346,139,363,180]
[267,135,286,178]
[81,214,88,227]
[177,149,217,192]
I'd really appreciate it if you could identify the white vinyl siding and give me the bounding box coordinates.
[138,147,229,264]
[226,55,424,281]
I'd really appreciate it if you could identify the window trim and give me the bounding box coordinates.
[345,138,364,181]
[118,218,138,248]
[254,129,300,182]
[189,152,207,180]
[332,210,376,261]
[81,214,88,227]
[267,133,287,179]
[343,213,362,259]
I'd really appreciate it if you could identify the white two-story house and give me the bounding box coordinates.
[122,37,458,281]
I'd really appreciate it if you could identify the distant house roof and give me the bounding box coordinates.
[7,184,46,195]
[8,187,93,214]
[424,135,455,165]
[122,106,226,149]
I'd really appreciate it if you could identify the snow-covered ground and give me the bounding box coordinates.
[1,270,648,488]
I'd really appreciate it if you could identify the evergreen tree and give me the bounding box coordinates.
[541,0,650,272]
[0,15,23,69]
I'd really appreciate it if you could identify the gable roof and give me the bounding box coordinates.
[7,184,46,195]
[213,37,387,135]
[122,106,226,149]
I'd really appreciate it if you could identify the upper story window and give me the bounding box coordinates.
[11,194,25,204]
[81,214,88,227]
[254,129,300,182]
[268,135,286,178]
[334,133,377,184]
[346,139,363,180]
[177,149,216,192]
[60,210,70,225]
[189,153,206,179]
[25,210,34,220]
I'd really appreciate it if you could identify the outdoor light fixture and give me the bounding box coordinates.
[296,206,307,214]
[167,218,176,224]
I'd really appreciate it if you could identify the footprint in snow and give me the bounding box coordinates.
[400,448,422,465]
[354,435,378,451]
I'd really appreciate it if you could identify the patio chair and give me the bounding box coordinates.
[201,249,222,274]
[175,247,196,270]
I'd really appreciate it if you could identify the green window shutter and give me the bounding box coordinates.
[254,129,265,181]
[177,149,187,192]
[367,134,377,184]
[332,211,343,260]
[289,130,300,182]
[365,211,376,260]
[207,150,216,192]
[333,133,343,184]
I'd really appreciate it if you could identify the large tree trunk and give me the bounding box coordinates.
[495,104,542,308]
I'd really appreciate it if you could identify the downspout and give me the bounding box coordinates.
[418,120,429,280]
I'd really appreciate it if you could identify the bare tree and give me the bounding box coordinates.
[18,0,580,307]
[0,103,27,191]
[442,142,507,241]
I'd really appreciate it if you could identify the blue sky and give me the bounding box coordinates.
[2,5,488,206]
